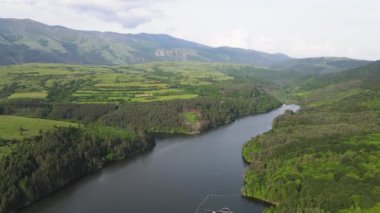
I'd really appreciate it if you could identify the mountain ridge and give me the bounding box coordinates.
[272,57,372,74]
[0,18,374,72]
[0,18,290,66]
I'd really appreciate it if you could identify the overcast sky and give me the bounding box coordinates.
[0,0,379,60]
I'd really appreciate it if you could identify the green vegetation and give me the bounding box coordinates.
[0,62,281,135]
[0,63,235,104]
[0,115,77,140]
[242,61,380,212]
[2,59,378,212]
[272,57,370,74]
[182,112,199,124]
[0,61,282,212]
[0,110,153,212]
[2,18,378,213]
[8,92,47,99]
[0,126,153,213]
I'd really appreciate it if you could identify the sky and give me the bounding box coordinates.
[0,0,379,60]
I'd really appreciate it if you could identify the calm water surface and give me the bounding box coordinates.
[23,104,299,213]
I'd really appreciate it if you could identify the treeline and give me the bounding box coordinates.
[0,99,50,117]
[242,61,380,212]
[47,80,88,102]
[0,126,153,213]
[0,82,21,99]
[0,87,281,134]
[243,110,380,212]
[101,95,280,133]
[49,95,280,134]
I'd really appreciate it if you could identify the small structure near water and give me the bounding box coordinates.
[204,207,234,213]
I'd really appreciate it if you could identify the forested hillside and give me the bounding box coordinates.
[242,61,380,212]
[0,126,153,213]
[272,57,370,74]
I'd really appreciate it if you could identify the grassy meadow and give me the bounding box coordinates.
[0,115,78,159]
[0,115,77,140]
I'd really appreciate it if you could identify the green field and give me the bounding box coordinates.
[182,112,199,124]
[8,91,47,99]
[0,62,282,135]
[0,115,77,140]
[0,62,236,104]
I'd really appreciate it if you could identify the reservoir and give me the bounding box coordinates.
[23,104,299,213]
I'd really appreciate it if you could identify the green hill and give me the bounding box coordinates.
[0,18,290,66]
[272,57,371,74]
[242,61,380,212]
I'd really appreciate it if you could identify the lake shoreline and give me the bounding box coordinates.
[17,140,156,213]
[21,104,299,213]
[19,105,280,212]
[241,104,300,210]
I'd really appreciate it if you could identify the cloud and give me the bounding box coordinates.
[65,0,163,28]
[0,0,164,29]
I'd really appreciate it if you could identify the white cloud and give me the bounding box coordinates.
[0,0,164,29]
[62,0,163,28]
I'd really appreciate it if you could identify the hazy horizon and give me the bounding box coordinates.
[0,0,379,60]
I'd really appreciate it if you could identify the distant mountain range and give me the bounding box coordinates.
[0,18,290,66]
[0,18,373,72]
[271,57,371,74]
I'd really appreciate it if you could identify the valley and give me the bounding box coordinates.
[0,17,379,213]
[0,61,282,213]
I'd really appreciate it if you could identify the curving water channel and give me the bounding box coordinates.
[23,104,300,213]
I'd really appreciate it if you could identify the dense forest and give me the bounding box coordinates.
[242,61,380,212]
[0,93,280,135]
[0,126,153,213]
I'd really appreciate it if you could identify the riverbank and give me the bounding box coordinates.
[0,126,155,213]
[153,103,283,137]
[242,61,380,211]
[5,103,279,213]
[241,105,300,210]
[3,103,281,213]
[21,104,298,213]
